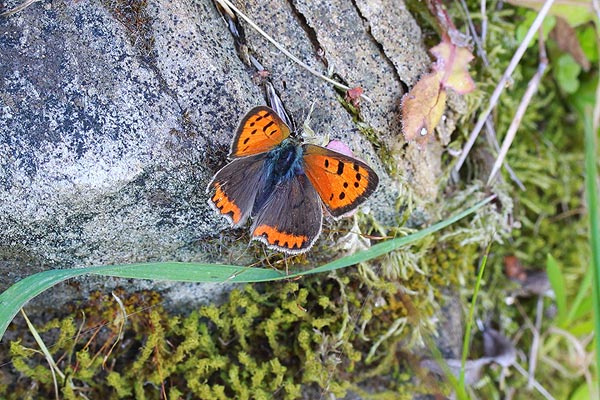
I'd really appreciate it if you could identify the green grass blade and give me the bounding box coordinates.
[286,196,496,279]
[584,108,600,395]
[0,196,495,342]
[458,241,492,396]
[95,262,285,282]
[565,265,592,326]
[546,253,567,325]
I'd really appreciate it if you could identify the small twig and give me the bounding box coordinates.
[527,295,545,389]
[453,0,556,175]
[102,292,127,368]
[21,309,65,400]
[215,0,372,103]
[458,0,524,189]
[484,117,526,190]
[0,0,39,16]
[480,0,488,47]
[487,29,548,186]
[513,362,557,400]
[458,0,489,67]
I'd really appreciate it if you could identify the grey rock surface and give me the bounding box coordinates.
[0,0,439,315]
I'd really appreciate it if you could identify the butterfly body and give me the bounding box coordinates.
[254,139,304,213]
[208,106,379,254]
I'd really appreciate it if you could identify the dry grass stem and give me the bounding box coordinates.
[0,0,40,16]
[527,296,545,389]
[484,117,526,189]
[512,362,557,400]
[214,0,373,103]
[487,32,548,186]
[453,0,556,175]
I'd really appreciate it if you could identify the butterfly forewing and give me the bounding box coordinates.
[302,144,379,217]
[230,106,291,157]
[207,153,267,227]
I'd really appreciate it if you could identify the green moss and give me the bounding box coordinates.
[2,253,471,399]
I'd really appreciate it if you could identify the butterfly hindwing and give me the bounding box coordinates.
[230,106,291,157]
[302,144,379,218]
[207,153,267,227]
[251,174,323,254]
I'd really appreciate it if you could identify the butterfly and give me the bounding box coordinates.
[207,106,379,254]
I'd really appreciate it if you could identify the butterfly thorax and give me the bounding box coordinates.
[253,139,304,214]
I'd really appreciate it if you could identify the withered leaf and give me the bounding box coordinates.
[550,17,590,71]
[401,40,474,143]
[401,71,447,143]
[430,41,476,94]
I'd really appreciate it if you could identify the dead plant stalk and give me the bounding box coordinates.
[453,0,556,175]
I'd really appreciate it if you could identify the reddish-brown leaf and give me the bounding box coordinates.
[550,16,590,71]
[401,71,447,143]
[430,41,475,94]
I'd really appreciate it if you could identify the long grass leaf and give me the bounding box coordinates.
[458,241,492,396]
[0,196,495,341]
[583,109,600,396]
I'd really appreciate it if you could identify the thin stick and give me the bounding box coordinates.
[484,117,526,190]
[0,0,39,16]
[459,0,524,188]
[459,0,489,67]
[513,362,557,400]
[527,295,545,389]
[215,0,372,103]
[453,0,555,174]
[21,309,64,399]
[487,32,548,186]
[480,0,488,47]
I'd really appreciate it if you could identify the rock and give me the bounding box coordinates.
[0,0,436,315]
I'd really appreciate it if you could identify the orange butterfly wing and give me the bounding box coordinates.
[302,144,379,217]
[230,106,291,157]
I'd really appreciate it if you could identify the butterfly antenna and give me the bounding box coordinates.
[214,0,372,103]
[213,0,247,55]
[264,81,294,130]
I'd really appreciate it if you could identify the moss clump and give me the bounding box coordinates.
[0,274,418,399]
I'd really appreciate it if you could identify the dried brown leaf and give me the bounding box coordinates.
[401,71,447,143]
[550,17,590,71]
[345,86,364,109]
[431,41,475,94]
